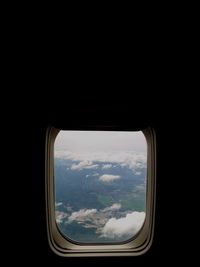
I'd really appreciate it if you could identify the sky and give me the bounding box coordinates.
[54,131,147,154]
[54,131,147,241]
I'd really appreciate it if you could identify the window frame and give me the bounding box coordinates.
[45,127,156,257]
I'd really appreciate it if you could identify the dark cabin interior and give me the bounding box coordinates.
[4,87,196,265]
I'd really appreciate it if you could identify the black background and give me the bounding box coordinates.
[2,17,198,263]
[3,85,197,266]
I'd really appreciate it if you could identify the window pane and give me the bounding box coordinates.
[54,131,147,243]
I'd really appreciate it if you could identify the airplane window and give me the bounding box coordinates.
[46,127,156,256]
[54,131,147,243]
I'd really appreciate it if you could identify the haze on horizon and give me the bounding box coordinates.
[55,130,147,154]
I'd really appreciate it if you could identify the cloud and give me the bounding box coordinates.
[100,211,145,238]
[92,173,99,176]
[71,160,98,170]
[55,202,62,207]
[99,174,121,182]
[55,211,68,224]
[101,203,121,212]
[102,164,112,169]
[55,151,146,172]
[68,209,97,222]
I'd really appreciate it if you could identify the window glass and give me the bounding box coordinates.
[54,131,147,243]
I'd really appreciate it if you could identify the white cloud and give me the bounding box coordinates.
[92,173,99,176]
[102,164,112,169]
[55,211,68,224]
[101,211,145,238]
[135,171,141,175]
[71,160,98,170]
[55,151,146,172]
[99,174,121,183]
[101,203,121,212]
[55,202,62,207]
[68,209,97,222]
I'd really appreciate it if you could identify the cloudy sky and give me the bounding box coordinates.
[54,131,147,241]
[54,130,147,153]
[56,203,145,240]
